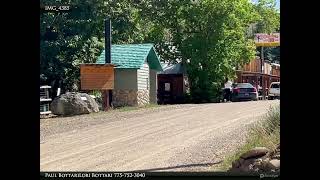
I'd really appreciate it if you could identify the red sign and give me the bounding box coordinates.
[255,33,280,42]
[255,33,280,47]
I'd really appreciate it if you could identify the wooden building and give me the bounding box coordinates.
[237,32,281,99]
[157,62,189,104]
[236,58,280,99]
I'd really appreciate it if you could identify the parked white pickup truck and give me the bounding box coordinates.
[268,82,280,100]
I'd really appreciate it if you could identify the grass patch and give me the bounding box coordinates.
[118,106,140,112]
[218,105,280,171]
[117,103,160,112]
[143,103,161,108]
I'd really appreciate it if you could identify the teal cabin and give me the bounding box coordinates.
[96,43,163,107]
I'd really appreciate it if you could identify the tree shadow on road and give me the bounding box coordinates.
[132,161,222,172]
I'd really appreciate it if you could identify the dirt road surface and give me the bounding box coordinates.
[40,100,279,172]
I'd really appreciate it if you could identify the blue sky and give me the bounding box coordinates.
[252,0,280,10]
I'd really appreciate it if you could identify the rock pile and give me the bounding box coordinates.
[229,145,280,173]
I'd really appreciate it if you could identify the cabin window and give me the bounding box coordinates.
[165,83,170,91]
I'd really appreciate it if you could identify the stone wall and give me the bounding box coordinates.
[137,90,149,106]
[112,89,150,107]
[112,90,138,107]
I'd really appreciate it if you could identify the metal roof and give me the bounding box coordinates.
[96,44,163,71]
[158,62,187,75]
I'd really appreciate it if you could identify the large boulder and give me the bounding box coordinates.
[51,92,99,115]
[240,147,270,159]
[229,146,280,173]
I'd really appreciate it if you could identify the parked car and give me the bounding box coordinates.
[268,82,280,100]
[231,83,258,102]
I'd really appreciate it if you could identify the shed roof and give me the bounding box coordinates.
[96,43,163,71]
[158,62,187,75]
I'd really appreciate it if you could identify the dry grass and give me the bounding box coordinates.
[217,105,280,171]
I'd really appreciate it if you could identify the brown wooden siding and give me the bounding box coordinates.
[239,59,280,77]
[157,74,184,104]
[264,63,272,75]
[80,64,114,90]
[240,59,261,72]
[271,66,280,76]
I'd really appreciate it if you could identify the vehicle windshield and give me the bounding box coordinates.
[234,83,253,88]
[271,83,280,88]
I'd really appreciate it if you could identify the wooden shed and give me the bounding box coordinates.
[157,62,189,104]
[96,44,163,107]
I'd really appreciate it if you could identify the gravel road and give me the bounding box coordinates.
[40,100,279,172]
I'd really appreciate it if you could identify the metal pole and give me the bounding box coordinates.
[102,90,110,111]
[261,46,264,73]
[102,17,111,111]
[261,46,265,100]
[105,18,111,64]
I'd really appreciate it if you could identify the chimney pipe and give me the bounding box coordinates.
[105,18,111,64]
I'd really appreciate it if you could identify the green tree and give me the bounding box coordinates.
[40,0,143,92]
[40,0,279,102]
[263,46,280,63]
[253,0,280,65]
[136,0,259,102]
[254,0,280,33]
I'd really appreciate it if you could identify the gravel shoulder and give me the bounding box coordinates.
[40,100,279,171]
